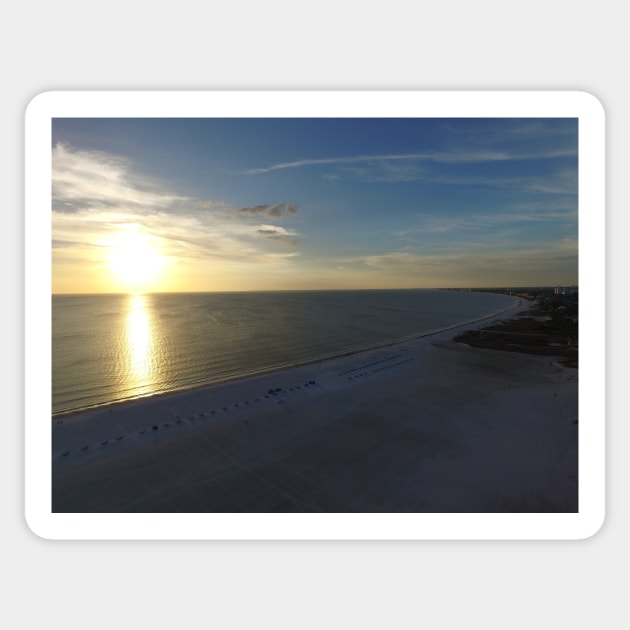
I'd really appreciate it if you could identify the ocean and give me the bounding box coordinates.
[52,289,516,415]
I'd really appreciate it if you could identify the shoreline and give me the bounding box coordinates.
[53,295,524,420]
[50,293,578,513]
[52,296,529,462]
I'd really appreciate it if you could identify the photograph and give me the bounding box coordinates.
[47,109,582,517]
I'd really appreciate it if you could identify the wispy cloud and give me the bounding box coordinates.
[329,161,578,191]
[256,224,299,246]
[392,201,578,240]
[52,144,303,272]
[334,238,578,286]
[52,143,188,212]
[430,168,578,195]
[243,153,431,174]
[233,203,299,219]
[242,147,577,175]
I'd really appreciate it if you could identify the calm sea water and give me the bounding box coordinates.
[52,289,515,415]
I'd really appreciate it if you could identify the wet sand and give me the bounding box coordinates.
[52,302,578,513]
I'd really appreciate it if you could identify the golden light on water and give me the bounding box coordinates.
[125,294,156,393]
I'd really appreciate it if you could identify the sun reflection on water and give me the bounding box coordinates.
[125,294,155,393]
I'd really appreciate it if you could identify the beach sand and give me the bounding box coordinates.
[51,301,578,513]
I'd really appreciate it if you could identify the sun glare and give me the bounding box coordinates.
[108,227,166,291]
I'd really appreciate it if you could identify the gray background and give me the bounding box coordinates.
[6,2,625,628]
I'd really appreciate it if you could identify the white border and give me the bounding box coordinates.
[25,91,605,540]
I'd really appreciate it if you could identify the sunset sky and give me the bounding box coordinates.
[52,117,578,293]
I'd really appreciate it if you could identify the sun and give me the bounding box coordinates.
[107,226,166,291]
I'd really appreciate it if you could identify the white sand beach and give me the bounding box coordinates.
[51,300,578,513]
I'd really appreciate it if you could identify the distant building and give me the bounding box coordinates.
[554,286,578,295]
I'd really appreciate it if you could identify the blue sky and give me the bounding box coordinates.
[51,117,578,293]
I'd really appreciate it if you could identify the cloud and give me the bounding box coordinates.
[52,145,303,274]
[335,239,578,286]
[339,161,429,183]
[255,224,299,246]
[399,167,578,195]
[195,199,229,210]
[234,203,299,219]
[242,147,577,175]
[241,152,451,174]
[389,198,577,248]
[52,143,187,212]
